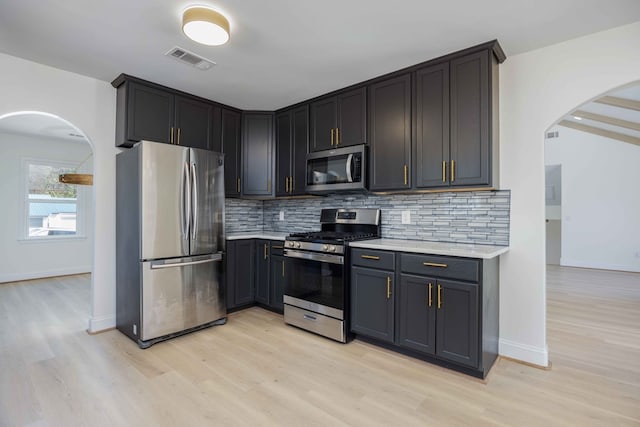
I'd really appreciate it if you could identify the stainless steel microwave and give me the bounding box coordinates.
[305,144,367,194]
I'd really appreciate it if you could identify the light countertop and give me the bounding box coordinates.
[226,232,288,241]
[349,239,509,259]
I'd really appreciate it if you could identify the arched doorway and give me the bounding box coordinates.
[0,111,95,326]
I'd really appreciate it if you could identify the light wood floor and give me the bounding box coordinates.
[1,267,638,426]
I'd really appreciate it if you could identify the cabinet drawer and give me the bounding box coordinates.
[400,253,479,282]
[270,241,285,256]
[351,248,395,270]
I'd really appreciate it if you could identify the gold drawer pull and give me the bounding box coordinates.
[361,255,380,260]
[423,262,448,268]
[272,245,284,249]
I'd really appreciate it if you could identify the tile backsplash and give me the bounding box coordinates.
[227,190,510,246]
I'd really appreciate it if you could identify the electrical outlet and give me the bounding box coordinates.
[401,210,411,224]
[279,210,285,221]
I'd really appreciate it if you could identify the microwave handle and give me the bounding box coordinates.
[346,153,354,183]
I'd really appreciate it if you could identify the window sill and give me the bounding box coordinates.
[18,236,88,244]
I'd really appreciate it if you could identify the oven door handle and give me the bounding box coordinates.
[284,249,344,265]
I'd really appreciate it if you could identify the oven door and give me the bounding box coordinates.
[284,249,345,319]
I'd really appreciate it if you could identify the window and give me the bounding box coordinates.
[25,160,84,238]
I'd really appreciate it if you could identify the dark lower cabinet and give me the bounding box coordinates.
[350,248,498,378]
[226,240,255,309]
[255,240,270,305]
[435,279,479,367]
[270,255,286,312]
[350,266,394,343]
[397,274,436,354]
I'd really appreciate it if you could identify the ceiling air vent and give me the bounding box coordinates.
[165,47,216,70]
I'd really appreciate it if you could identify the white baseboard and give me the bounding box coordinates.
[88,314,116,333]
[560,258,640,273]
[0,266,92,283]
[499,339,549,367]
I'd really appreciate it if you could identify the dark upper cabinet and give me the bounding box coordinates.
[435,279,479,368]
[222,109,242,197]
[276,105,309,196]
[242,112,274,197]
[121,81,174,145]
[114,78,216,150]
[414,62,450,188]
[368,74,412,191]
[449,51,490,187]
[310,87,366,152]
[174,95,212,150]
[210,104,223,153]
[350,266,394,343]
[226,240,255,309]
[255,240,270,305]
[397,273,437,355]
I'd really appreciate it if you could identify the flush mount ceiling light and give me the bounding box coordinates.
[182,6,230,46]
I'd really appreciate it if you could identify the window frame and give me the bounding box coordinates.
[21,157,88,241]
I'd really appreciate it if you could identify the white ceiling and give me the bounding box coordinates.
[1,1,639,110]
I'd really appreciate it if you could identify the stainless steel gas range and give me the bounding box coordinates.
[283,208,380,342]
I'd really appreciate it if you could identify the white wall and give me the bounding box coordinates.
[499,21,640,366]
[0,132,93,281]
[545,126,640,272]
[0,52,117,332]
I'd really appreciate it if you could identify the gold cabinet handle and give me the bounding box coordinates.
[361,255,380,260]
[290,176,294,192]
[267,178,271,193]
[264,243,268,260]
[451,160,455,182]
[442,161,446,182]
[437,284,442,309]
[170,127,174,144]
[423,262,448,268]
[177,127,181,145]
[282,260,285,277]
[330,128,334,146]
[237,178,241,193]
[403,164,408,185]
[428,283,433,307]
[285,176,289,193]
[386,276,392,299]
[336,127,340,145]
[271,245,284,249]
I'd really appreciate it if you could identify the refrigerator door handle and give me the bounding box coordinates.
[190,162,198,240]
[182,161,191,241]
[150,254,223,269]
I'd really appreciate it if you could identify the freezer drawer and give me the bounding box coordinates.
[141,253,225,341]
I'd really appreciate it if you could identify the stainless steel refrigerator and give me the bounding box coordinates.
[116,141,226,348]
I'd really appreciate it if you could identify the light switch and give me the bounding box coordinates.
[279,210,285,221]
[401,210,411,224]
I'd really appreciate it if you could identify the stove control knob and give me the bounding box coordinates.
[322,244,328,251]
[295,242,301,248]
[329,245,336,252]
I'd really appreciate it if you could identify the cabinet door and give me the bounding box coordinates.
[397,274,436,354]
[174,95,212,150]
[226,240,255,308]
[450,51,490,187]
[255,240,270,305]
[127,82,174,144]
[310,97,337,152]
[210,105,222,153]
[270,255,285,311]
[221,109,241,197]
[350,266,394,343]
[415,63,450,188]
[275,111,292,197]
[337,87,366,147]
[242,113,274,196]
[291,105,309,196]
[369,74,412,191]
[436,279,479,368]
